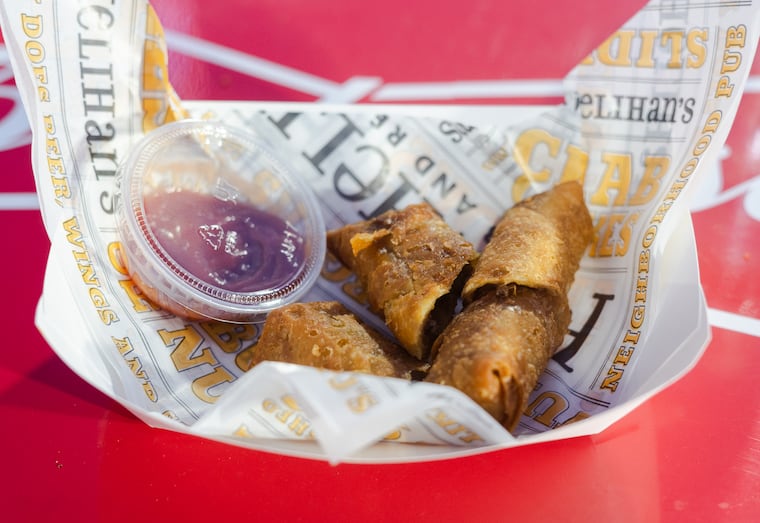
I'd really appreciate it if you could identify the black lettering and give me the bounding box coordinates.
[416,155,435,175]
[439,121,475,143]
[595,94,609,119]
[77,35,109,59]
[266,112,301,139]
[84,120,116,145]
[575,93,593,118]
[333,145,389,201]
[369,114,388,128]
[100,190,114,214]
[303,115,363,174]
[553,293,615,372]
[77,6,115,31]
[627,96,646,122]
[456,193,478,214]
[387,125,407,147]
[612,94,623,119]
[681,97,695,123]
[82,86,115,116]
[431,173,456,199]
[662,97,678,123]
[359,171,420,219]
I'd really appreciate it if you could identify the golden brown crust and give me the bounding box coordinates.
[425,285,571,431]
[426,182,593,432]
[462,181,593,303]
[241,301,427,379]
[326,203,478,360]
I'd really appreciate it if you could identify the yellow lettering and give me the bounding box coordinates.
[37,86,50,102]
[329,374,359,390]
[725,25,747,48]
[98,309,118,325]
[24,39,44,63]
[62,216,85,249]
[638,249,650,272]
[107,242,129,275]
[686,28,708,68]
[693,133,712,156]
[89,287,108,308]
[623,330,641,344]
[651,199,673,225]
[117,279,159,313]
[347,393,377,414]
[32,65,47,85]
[43,114,55,134]
[636,30,657,67]
[427,409,484,443]
[614,346,635,366]
[112,336,133,356]
[631,304,645,329]
[21,14,43,38]
[45,136,61,156]
[628,156,670,206]
[525,391,568,428]
[200,322,258,354]
[661,31,684,68]
[591,212,637,258]
[233,424,253,438]
[703,110,722,133]
[590,152,632,206]
[288,415,311,437]
[634,276,647,303]
[720,48,742,74]
[282,395,301,411]
[559,144,588,185]
[158,325,219,371]
[511,128,561,202]
[47,155,64,175]
[642,224,658,249]
[601,366,624,392]
[715,75,734,98]
[597,30,635,66]
[191,366,235,403]
[142,382,157,402]
[126,357,147,380]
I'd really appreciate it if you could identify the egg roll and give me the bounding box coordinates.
[426,181,593,431]
[326,203,478,361]
[240,301,427,379]
[462,181,593,303]
[425,285,571,431]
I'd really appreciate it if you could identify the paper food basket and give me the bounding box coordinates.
[1,0,757,463]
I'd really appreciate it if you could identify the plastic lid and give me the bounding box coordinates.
[115,120,326,323]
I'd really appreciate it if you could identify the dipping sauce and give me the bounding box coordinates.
[143,191,305,293]
[115,120,326,323]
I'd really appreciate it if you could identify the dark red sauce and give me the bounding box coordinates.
[142,191,304,293]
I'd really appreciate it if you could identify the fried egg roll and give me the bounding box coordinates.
[427,182,593,431]
[326,203,478,361]
[462,181,593,303]
[425,285,571,431]
[240,301,427,379]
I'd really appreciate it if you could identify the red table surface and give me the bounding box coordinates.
[2,1,760,521]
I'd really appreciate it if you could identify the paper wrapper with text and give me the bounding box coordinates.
[1,0,758,463]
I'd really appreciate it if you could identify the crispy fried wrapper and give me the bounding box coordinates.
[238,301,428,380]
[425,286,571,431]
[462,181,593,303]
[326,203,478,361]
[427,182,593,431]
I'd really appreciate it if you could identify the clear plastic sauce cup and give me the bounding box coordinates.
[115,120,326,323]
